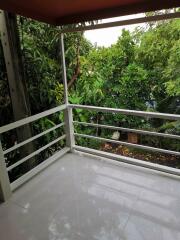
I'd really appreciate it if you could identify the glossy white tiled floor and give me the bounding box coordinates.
[0,152,180,240]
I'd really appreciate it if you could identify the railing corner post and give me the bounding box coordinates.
[0,140,11,202]
[64,106,75,151]
[60,33,75,152]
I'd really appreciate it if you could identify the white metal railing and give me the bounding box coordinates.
[0,104,66,134]
[0,103,180,202]
[70,104,180,175]
[70,104,180,120]
[73,121,180,140]
[4,122,65,155]
[0,104,69,200]
[74,133,180,156]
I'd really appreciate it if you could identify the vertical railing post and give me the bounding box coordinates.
[64,107,75,151]
[60,33,75,151]
[0,140,11,202]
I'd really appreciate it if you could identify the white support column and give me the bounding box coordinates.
[60,33,75,150]
[0,141,11,202]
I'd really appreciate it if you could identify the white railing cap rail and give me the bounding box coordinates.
[0,104,67,134]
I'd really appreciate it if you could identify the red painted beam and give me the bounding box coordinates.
[0,0,179,25]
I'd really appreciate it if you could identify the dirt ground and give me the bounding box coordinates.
[100,143,180,169]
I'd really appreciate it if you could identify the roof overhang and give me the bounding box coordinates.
[0,0,180,25]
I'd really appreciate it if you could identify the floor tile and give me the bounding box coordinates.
[0,153,179,240]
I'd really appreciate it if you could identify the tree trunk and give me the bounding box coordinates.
[0,11,36,173]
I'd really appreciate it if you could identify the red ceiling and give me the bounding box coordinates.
[0,0,179,25]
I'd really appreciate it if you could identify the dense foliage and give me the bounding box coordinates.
[0,14,179,175]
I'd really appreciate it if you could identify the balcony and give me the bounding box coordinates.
[0,13,180,239]
[0,103,180,240]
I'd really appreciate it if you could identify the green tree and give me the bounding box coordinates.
[164,40,180,97]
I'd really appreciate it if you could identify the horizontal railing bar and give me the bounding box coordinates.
[11,147,70,191]
[4,123,65,155]
[0,104,67,134]
[61,12,180,33]
[74,146,180,177]
[70,104,180,120]
[73,121,180,140]
[74,133,180,156]
[7,135,66,171]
